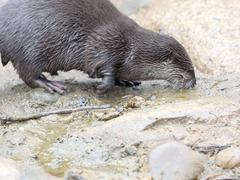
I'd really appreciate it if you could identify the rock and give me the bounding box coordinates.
[64,170,85,180]
[125,96,146,109]
[61,115,74,124]
[67,98,89,108]
[207,174,238,180]
[0,0,8,8]
[95,108,120,121]
[215,147,240,169]
[94,112,105,119]
[0,112,9,122]
[149,141,205,180]
[0,157,59,180]
[20,167,60,180]
[7,134,26,146]
[0,157,20,180]
[124,146,138,156]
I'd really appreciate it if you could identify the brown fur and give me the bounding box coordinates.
[0,0,196,93]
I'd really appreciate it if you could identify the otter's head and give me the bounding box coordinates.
[124,33,196,89]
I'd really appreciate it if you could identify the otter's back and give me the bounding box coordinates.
[0,0,122,68]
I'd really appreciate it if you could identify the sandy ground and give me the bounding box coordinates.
[0,0,240,179]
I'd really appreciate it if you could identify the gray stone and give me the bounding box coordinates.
[125,96,146,109]
[0,157,20,180]
[64,171,85,180]
[0,0,8,8]
[149,141,205,180]
[7,134,26,146]
[216,147,240,169]
[0,156,59,180]
[20,168,59,180]
[124,146,138,156]
[95,108,120,121]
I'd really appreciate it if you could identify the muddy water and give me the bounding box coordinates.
[1,0,240,179]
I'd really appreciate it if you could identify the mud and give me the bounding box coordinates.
[0,0,240,179]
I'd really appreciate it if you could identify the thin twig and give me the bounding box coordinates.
[0,104,111,125]
[191,144,232,156]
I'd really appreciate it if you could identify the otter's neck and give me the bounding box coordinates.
[117,28,160,81]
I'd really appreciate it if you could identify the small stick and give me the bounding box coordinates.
[0,104,111,125]
[191,144,232,156]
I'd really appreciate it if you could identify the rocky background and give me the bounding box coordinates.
[1,0,240,179]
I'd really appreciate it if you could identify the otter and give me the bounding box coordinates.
[0,0,196,94]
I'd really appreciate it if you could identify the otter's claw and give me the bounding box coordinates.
[96,84,108,94]
[29,75,66,94]
[97,75,115,94]
[115,80,141,87]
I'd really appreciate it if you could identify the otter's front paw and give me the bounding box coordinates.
[96,84,109,94]
[97,74,115,94]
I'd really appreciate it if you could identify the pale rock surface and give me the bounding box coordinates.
[149,142,205,180]
[0,0,8,7]
[215,147,240,169]
[0,157,20,180]
[0,157,59,180]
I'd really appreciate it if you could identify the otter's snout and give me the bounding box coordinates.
[184,69,196,88]
[184,78,196,88]
[172,77,196,89]
[168,69,196,89]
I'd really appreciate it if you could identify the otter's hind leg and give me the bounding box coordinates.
[26,75,65,94]
[31,74,66,94]
[17,63,65,94]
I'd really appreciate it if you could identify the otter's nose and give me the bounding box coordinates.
[185,78,196,88]
[184,69,196,88]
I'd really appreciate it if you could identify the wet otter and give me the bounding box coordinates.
[0,0,196,94]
